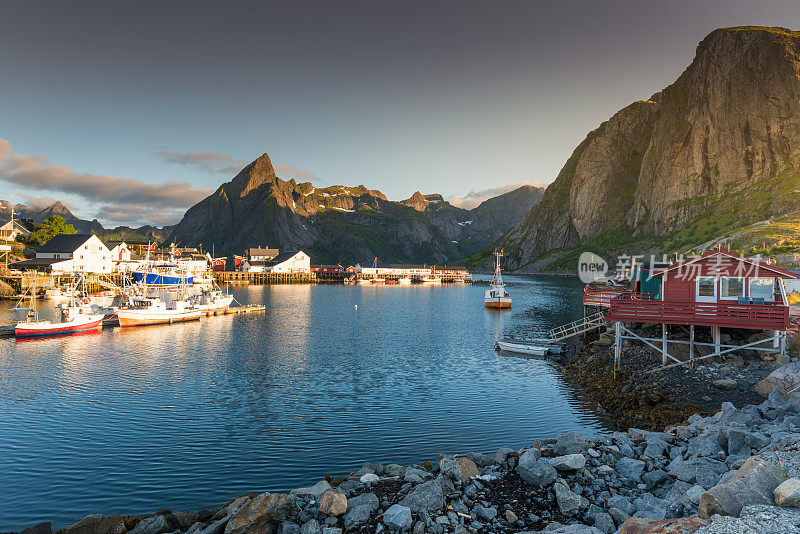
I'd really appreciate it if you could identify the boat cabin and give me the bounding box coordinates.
[608,250,795,331]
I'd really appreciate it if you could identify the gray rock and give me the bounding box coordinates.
[473,505,497,521]
[399,480,444,512]
[555,431,589,455]
[693,503,800,534]
[383,504,413,531]
[384,464,404,477]
[607,495,635,516]
[699,456,785,518]
[643,438,670,459]
[592,513,615,534]
[343,505,372,528]
[277,522,300,534]
[291,480,333,501]
[607,507,629,527]
[348,492,379,512]
[466,452,494,467]
[197,516,229,534]
[321,529,342,534]
[632,493,669,520]
[642,469,668,488]
[63,515,127,534]
[667,457,729,487]
[687,484,705,505]
[712,378,737,390]
[775,478,800,507]
[517,451,558,486]
[21,523,53,534]
[300,520,322,534]
[554,483,582,516]
[616,457,646,483]
[549,454,586,471]
[494,447,516,465]
[130,516,171,534]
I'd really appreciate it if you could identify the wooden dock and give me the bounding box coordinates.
[201,305,266,317]
[213,271,317,285]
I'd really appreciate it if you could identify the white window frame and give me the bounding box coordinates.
[748,277,775,302]
[696,276,717,302]
[719,276,745,300]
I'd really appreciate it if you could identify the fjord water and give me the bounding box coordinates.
[0,276,608,530]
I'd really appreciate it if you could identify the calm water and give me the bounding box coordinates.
[0,275,608,530]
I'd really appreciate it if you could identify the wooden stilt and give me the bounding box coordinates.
[661,323,667,365]
[689,325,695,369]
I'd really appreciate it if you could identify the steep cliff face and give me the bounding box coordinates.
[168,154,544,264]
[502,27,800,270]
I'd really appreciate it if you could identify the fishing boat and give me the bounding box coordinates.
[190,287,234,314]
[398,277,412,285]
[14,278,104,337]
[420,276,441,283]
[117,296,202,327]
[485,250,511,309]
[43,284,81,304]
[357,278,372,285]
[370,278,386,284]
[132,263,194,286]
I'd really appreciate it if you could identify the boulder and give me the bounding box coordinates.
[398,480,444,512]
[129,516,171,534]
[456,457,479,481]
[698,456,785,518]
[554,483,583,516]
[383,504,413,531]
[616,457,646,483]
[318,491,348,517]
[300,520,322,534]
[291,481,332,501]
[473,505,497,521]
[343,493,378,527]
[226,493,296,534]
[549,454,586,471]
[554,431,588,455]
[516,451,557,486]
[775,478,800,507]
[712,379,737,390]
[20,523,52,534]
[618,516,708,533]
[277,523,300,534]
[465,452,494,467]
[755,362,800,397]
[667,457,728,488]
[359,473,379,484]
[62,515,127,534]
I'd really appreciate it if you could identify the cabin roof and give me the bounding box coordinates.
[37,234,94,253]
[652,250,797,279]
[265,251,303,266]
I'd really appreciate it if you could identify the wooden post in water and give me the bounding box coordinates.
[689,325,695,370]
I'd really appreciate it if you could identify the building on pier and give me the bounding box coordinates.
[604,250,796,369]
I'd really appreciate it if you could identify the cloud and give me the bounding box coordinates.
[155,149,245,175]
[0,138,213,226]
[447,180,547,209]
[274,164,324,184]
[0,139,10,160]
[18,194,74,211]
[96,203,186,227]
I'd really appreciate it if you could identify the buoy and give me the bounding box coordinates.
[354,305,358,310]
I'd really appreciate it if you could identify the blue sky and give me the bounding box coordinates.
[2,1,800,226]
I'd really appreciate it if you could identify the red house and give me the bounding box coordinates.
[607,250,796,367]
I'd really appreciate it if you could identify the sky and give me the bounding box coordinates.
[2,0,800,226]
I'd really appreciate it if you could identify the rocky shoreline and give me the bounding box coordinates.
[12,382,800,534]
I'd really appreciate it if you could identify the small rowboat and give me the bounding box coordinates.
[495,338,560,357]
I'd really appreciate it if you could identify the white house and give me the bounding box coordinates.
[12,234,112,273]
[243,250,310,273]
[0,218,35,241]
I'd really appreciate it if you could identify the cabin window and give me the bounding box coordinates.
[696,276,716,302]
[749,277,775,302]
[720,277,745,299]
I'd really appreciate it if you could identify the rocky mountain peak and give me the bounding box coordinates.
[401,191,444,211]
[227,152,277,198]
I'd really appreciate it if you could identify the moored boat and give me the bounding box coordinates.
[420,276,441,283]
[132,264,194,286]
[398,277,412,285]
[190,288,234,314]
[117,297,202,327]
[14,278,104,337]
[485,250,511,309]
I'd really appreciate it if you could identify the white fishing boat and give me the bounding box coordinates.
[420,276,441,283]
[117,296,202,327]
[357,278,372,285]
[43,285,81,304]
[190,288,234,314]
[485,250,511,309]
[398,277,412,285]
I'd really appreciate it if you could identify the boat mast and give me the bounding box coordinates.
[493,250,504,287]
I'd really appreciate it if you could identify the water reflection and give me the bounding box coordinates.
[0,275,605,530]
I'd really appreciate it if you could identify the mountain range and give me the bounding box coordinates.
[492,26,800,271]
[166,154,543,264]
[0,200,173,243]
